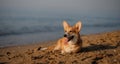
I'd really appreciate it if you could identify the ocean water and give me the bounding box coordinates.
[0,12,120,47]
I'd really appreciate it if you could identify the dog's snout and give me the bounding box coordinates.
[64,34,67,37]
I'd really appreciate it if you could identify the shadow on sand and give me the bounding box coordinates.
[81,42,120,52]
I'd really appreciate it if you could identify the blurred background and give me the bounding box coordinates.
[0,0,120,47]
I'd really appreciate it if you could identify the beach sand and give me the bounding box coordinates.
[0,30,120,64]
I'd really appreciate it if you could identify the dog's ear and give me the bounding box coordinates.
[75,21,82,32]
[63,21,70,31]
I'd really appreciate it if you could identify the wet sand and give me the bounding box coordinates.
[0,30,120,64]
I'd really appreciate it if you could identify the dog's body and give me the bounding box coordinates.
[54,21,82,54]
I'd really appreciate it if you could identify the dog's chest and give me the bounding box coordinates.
[64,41,76,53]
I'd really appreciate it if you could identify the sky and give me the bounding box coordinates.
[0,0,120,18]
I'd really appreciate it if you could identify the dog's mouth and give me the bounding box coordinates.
[64,36,74,42]
[67,36,74,41]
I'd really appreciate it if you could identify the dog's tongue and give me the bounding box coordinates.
[63,37,68,45]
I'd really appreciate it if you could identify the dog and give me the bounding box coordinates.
[54,21,82,54]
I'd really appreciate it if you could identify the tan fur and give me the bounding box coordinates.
[54,21,82,54]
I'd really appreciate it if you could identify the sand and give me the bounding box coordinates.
[0,30,120,64]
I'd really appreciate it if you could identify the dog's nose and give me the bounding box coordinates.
[64,34,67,37]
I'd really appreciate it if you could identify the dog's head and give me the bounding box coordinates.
[63,21,82,42]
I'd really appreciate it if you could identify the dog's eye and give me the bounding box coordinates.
[64,30,67,32]
[70,31,72,32]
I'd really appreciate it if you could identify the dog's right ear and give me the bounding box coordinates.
[63,21,70,31]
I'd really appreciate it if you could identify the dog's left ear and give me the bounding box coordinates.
[75,21,82,32]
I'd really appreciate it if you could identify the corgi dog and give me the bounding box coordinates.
[54,21,82,54]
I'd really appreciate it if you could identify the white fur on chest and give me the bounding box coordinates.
[62,37,78,53]
[64,40,77,53]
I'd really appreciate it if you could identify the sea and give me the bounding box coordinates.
[0,11,120,47]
